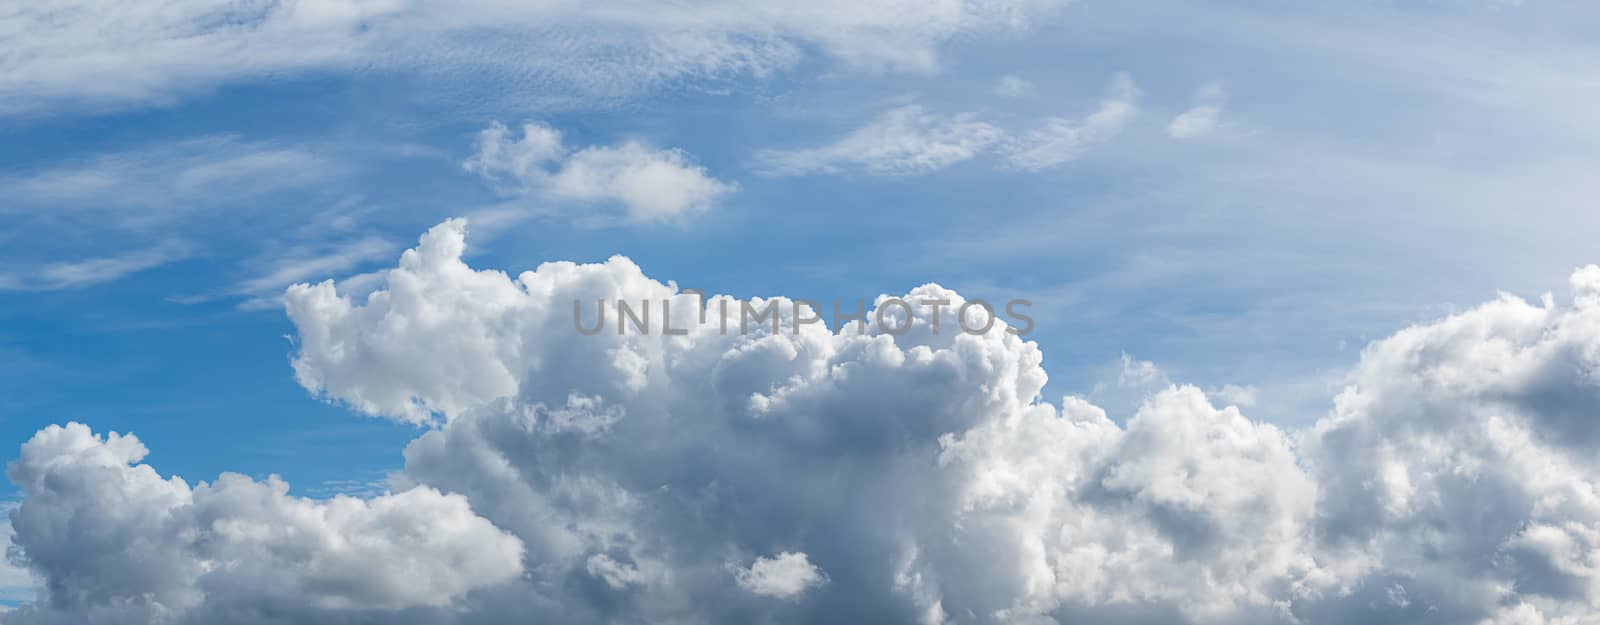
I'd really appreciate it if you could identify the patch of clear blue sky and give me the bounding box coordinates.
[4,0,1599,500]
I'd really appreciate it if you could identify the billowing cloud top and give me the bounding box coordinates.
[8,219,1600,625]
[5,422,523,624]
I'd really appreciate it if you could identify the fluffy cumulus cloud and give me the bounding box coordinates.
[465,121,733,222]
[0,0,1073,115]
[9,219,1600,624]
[731,552,827,599]
[2,423,522,624]
[1295,267,1600,625]
[758,73,1138,176]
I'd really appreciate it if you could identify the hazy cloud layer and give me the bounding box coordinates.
[8,219,1600,624]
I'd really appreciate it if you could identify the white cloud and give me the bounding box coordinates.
[0,0,1073,115]
[2,423,522,622]
[465,121,734,222]
[1004,72,1139,171]
[757,73,1137,177]
[731,552,827,599]
[1167,83,1227,140]
[13,220,1600,625]
[754,105,1004,176]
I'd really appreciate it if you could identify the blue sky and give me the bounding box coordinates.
[4,1,1600,620]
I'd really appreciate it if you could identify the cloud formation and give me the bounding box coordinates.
[9,219,1600,625]
[466,121,734,222]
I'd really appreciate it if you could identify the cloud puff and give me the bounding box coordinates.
[11,219,1600,625]
[731,552,827,599]
[465,121,734,222]
[2,0,1072,115]
[2,423,522,624]
[758,74,1138,176]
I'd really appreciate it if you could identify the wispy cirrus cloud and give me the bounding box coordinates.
[231,236,398,311]
[1003,72,1139,170]
[0,136,348,294]
[0,136,341,228]
[755,73,1139,176]
[752,105,1005,176]
[0,243,188,292]
[0,0,1074,117]
[165,231,399,311]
